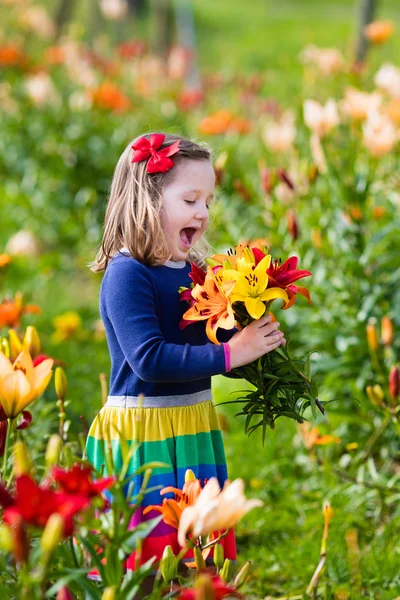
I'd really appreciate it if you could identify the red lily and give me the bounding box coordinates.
[52,464,115,498]
[177,575,242,599]
[179,263,207,330]
[267,256,312,310]
[1,474,90,535]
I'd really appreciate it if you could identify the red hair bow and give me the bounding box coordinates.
[131,133,180,173]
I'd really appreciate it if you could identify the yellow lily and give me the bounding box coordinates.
[220,253,289,320]
[182,267,236,344]
[0,349,53,419]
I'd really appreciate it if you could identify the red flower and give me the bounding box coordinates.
[1,475,90,535]
[177,575,242,599]
[52,464,115,498]
[267,256,312,310]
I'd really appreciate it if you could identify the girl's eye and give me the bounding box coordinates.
[184,200,195,205]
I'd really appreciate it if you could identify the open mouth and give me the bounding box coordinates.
[179,227,197,248]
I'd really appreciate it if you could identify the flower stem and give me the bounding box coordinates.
[2,418,13,480]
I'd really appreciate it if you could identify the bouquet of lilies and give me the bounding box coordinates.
[179,243,323,442]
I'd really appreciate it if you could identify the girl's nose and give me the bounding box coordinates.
[195,204,209,221]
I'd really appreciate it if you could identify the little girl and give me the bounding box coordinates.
[85,132,286,570]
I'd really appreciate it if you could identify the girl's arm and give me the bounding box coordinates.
[102,259,231,383]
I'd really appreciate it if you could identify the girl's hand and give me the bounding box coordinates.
[227,315,286,370]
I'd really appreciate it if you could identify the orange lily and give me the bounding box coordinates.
[182,267,236,344]
[0,293,41,329]
[299,423,340,450]
[143,475,202,529]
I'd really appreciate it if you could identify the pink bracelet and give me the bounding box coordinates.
[223,343,231,372]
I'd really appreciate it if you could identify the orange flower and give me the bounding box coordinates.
[44,46,65,65]
[299,423,340,450]
[143,473,202,529]
[364,20,394,45]
[349,206,362,221]
[0,293,41,329]
[0,45,27,67]
[198,110,250,136]
[372,206,386,219]
[0,255,11,269]
[91,82,130,113]
[381,315,393,346]
[181,268,236,344]
[199,109,234,135]
[384,100,400,125]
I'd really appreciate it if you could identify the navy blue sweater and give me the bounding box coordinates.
[100,252,232,401]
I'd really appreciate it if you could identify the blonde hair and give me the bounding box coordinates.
[89,133,212,272]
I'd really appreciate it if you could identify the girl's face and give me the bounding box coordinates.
[161,159,215,262]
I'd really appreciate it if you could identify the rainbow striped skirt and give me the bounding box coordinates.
[85,395,236,569]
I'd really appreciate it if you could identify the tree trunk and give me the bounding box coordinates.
[174,0,201,89]
[54,0,78,40]
[150,0,174,59]
[355,0,378,63]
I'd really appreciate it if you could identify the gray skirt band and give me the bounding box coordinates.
[105,388,213,409]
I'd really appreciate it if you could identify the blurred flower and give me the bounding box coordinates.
[311,228,323,249]
[348,206,362,221]
[304,99,340,137]
[366,318,379,351]
[274,182,294,204]
[199,109,249,135]
[19,6,55,39]
[372,206,386,219]
[56,587,75,600]
[0,349,53,419]
[0,254,11,268]
[383,99,400,125]
[375,64,400,99]
[363,111,398,157]
[44,46,65,65]
[168,46,192,80]
[91,81,130,112]
[364,20,394,45]
[52,311,82,343]
[0,293,41,329]
[177,88,205,111]
[178,478,262,547]
[0,474,89,535]
[0,44,27,67]
[389,366,399,402]
[299,423,340,450]
[177,574,242,600]
[6,230,39,257]
[262,111,296,153]
[340,87,382,121]
[300,45,344,76]
[61,41,97,89]
[25,72,60,107]
[99,0,128,20]
[310,133,327,173]
[381,316,393,346]
[52,464,115,498]
[366,384,384,407]
[287,209,299,240]
[117,40,147,60]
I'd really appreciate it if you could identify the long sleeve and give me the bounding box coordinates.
[102,258,229,383]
